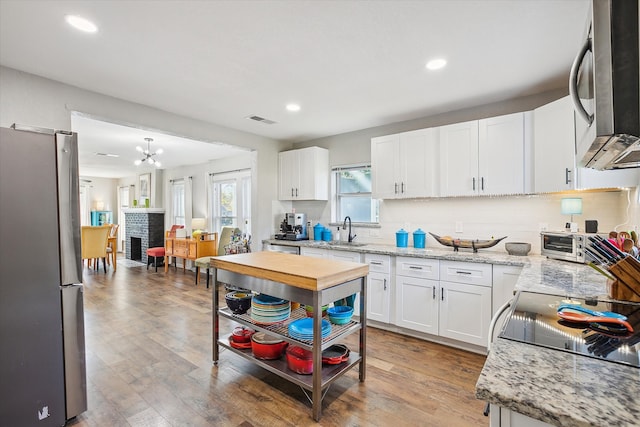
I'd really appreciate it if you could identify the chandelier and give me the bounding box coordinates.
[134,137,163,167]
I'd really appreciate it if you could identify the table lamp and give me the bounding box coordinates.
[561,198,582,232]
[191,218,206,238]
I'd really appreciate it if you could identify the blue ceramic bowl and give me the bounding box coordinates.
[327,306,353,318]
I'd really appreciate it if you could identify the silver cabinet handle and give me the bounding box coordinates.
[383,278,387,291]
[481,177,484,191]
[472,177,476,191]
[441,288,444,301]
[409,266,423,270]
[432,286,436,299]
[565,168,572,185]
[456,271,472,275]
[569,36,594,125]
[394,182,398,194]
[295,188,298,197]
[401,182,405,193]
[370,261,383,265]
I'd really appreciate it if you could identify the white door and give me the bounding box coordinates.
[439,120,479,197]
[439,281,492,347]
[399,128,439,198]
[117,185,131,253]
[367,272,390,323]
[371,134,401,199]
[395,275,439,334]
[278,150,298,200]
[478,112,525,195]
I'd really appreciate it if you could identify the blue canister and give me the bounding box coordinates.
[314,223,324,241]
[396,228,409,248]
[413,228,426,249]
[322,228,332,241]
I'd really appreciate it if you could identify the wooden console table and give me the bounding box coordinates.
[164,233,217,272]
[211,251,369,421]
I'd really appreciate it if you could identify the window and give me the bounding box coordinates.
[332,165,379,223]
[79,181,91,226]
[171,179,186,226]
[209,169,251,234]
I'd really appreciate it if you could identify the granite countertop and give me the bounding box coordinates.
[265,238,640,426]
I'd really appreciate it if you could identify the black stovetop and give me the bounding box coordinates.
[500,292,640,368]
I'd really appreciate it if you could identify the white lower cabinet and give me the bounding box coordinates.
[395,257,440,334]
[439,280,492,346]
[490,405,553,427]
[492,265,523,315]
[395,274,439,334]
[395,258,493,347]
[364,254,391,323]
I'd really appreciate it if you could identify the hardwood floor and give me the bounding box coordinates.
[67,257,488,427]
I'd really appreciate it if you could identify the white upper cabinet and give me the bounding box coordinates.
[439,120,480,197]
[440,112,529,197]
[278,146,329,200]
[533,96,639,192]
[533,96,577,192]
[371,128,439,199]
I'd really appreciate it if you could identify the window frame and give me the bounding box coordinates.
[331,164,379,224]
[209,169,251,235]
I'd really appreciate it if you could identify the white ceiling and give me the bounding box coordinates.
[0,0,590,177]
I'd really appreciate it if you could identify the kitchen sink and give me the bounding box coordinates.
[327,241,368,247]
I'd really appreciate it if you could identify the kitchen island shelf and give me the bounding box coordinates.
[212,252,369,421]
[218,339,362,391]
[219,306,361,350]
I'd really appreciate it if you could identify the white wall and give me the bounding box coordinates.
[0,66,286,245]
[80,175,118,220]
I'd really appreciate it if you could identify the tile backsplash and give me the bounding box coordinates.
[291,188,639,255]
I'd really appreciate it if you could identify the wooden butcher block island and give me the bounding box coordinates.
[211,251,369,421]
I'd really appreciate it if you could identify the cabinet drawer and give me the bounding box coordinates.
[440,261,492,287]
[365,254,390,274]
[174,247,188,257]
[396,256,439,280]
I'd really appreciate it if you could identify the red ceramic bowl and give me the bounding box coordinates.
[251,332,288,360]
[231,326,255,343]
[286,346,313,374]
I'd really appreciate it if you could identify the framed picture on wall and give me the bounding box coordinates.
[139,173,151,200]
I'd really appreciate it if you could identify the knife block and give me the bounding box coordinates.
[607,257,640,302]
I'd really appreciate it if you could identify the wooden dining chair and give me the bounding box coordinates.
[105,223,119,270]
[81,225,110,273]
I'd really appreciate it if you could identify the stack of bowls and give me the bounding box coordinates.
[304,304,329,318]
[225,291,252,315]
[327,306,354,325]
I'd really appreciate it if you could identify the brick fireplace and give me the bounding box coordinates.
[123,209,165,264]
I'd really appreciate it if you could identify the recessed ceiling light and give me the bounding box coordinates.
[426,58,447,70]
[65,15,98,33]
[286,104,301,112]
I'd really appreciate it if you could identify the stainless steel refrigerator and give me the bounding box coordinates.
[0,125,87,425]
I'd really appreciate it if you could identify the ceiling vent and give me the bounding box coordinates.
[246,115,277,125]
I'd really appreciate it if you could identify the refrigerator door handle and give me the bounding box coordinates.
[56,132,82,285]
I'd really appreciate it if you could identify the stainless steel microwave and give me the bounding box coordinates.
[540,231,601,263]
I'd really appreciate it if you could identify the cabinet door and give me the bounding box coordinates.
[395,275,438,334]
[440,120,479,196]
[439,281,492,347]
[399,128,439,198]
[479,112,526,195]
[297,147,329,200]
[300,247,327,258]
[278,150,298,200]
[371,134,401,199]
[534,96,576,193]
[367,272,390,323]
[328,250,362,263]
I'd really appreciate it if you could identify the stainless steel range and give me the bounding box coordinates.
[500,291,640,368]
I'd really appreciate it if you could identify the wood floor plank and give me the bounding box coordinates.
[67,258,488,426]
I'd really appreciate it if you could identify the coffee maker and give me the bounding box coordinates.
[275,213,308,240]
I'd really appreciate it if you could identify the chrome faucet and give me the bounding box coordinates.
[343,216,356,242]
